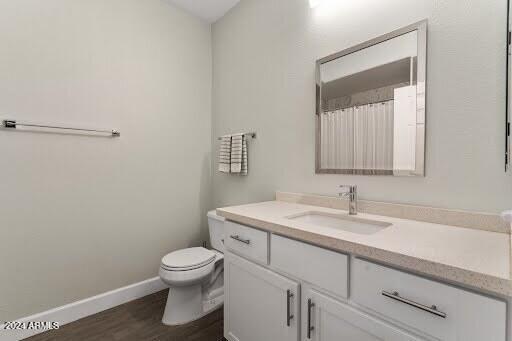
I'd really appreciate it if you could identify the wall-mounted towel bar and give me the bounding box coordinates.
[217,132,256,140]
[1,120,120,137]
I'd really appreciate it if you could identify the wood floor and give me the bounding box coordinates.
[26,290,225,341]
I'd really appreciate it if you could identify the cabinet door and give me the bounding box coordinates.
[302,288,421,341]
[225,252,300,341]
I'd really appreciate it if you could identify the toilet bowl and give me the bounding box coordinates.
[159,210,225,326]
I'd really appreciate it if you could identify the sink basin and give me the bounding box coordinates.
[286,211,391,235]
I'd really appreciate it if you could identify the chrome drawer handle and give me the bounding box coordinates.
[229,235,251,245]
[307,298,315,339]
[286,289,294,327]
[382,291,447,318]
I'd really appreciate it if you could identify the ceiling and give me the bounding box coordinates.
[164,0,240,23]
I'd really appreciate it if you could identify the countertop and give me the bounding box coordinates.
[217,200,512,297]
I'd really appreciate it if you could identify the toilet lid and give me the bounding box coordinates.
[161,247,216,270]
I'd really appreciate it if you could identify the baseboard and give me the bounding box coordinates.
[0,277,168,341]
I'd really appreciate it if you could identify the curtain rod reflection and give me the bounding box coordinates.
[322,98,394,113]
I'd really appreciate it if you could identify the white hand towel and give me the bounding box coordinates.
[230,134,243,173]
[218,135,232,173]
[230,134,248,175]
[241,134,248,176]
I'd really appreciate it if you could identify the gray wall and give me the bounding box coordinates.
[0,0,212,320]
[212,0,512,213]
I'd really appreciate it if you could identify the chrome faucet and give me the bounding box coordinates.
[339,185,358,215]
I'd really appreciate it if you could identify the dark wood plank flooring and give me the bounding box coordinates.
[26,290,225,341]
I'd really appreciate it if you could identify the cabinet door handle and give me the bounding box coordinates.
[382,291,447,318]
[286,289,294,326]
[307,298,315,339]
[229,235,251,245]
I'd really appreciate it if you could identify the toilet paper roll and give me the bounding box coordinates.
[501,210,512,223]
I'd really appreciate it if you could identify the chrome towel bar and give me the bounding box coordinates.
[217,132,256,140]
[2,120,120,137]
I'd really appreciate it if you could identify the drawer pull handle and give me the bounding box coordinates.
[307,298,315,339]
[230,235,251,245]
[286,289,294,327]
[382,291,447,318]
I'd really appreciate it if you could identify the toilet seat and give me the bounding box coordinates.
[161,247,216,271]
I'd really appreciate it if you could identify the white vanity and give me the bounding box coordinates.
[218,192,511,341]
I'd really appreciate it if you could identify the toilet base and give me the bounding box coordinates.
[162,284,224,326]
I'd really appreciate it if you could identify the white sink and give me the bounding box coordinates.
[286,211,391,235]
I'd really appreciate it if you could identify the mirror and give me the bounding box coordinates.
[316,21,427,176]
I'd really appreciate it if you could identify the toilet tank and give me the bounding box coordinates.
[207,210,225,253]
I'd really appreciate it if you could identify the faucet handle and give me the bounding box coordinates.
[339,185,357,198]
[501,210,512,224]
[339,185,357,192]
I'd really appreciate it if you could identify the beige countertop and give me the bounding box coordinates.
[217,200,512,297]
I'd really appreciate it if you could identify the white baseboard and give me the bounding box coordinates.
[0,277,168,341]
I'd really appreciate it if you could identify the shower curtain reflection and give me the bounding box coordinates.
[320,101,394,173]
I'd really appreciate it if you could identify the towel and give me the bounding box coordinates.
[241,135,248,175]
[230,134,243,174]
[232,134,247,175]
[218,135,231,173]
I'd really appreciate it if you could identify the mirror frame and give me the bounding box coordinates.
[315,20,428,176]
[507,0,511,172]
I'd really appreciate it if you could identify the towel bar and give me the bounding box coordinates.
[217,132,256,140]
[2,119,120,137]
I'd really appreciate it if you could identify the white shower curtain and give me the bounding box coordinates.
[320,101,394,171]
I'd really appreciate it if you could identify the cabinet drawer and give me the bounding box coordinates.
[352,258,506,341]
[270,234,348,298]
[224,221,269,264]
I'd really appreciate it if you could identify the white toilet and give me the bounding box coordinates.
[159,210,225,326]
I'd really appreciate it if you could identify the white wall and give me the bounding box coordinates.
[212,0,512,213]
[0,0,212,320]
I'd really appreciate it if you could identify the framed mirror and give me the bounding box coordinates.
[316,21,427,176]
[507,0,511,172]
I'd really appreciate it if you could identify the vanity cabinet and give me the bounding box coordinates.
[224,252,300,341]
[303,288,420,341]
[224,223,508,341]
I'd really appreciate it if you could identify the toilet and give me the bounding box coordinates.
[159,210,225,326]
